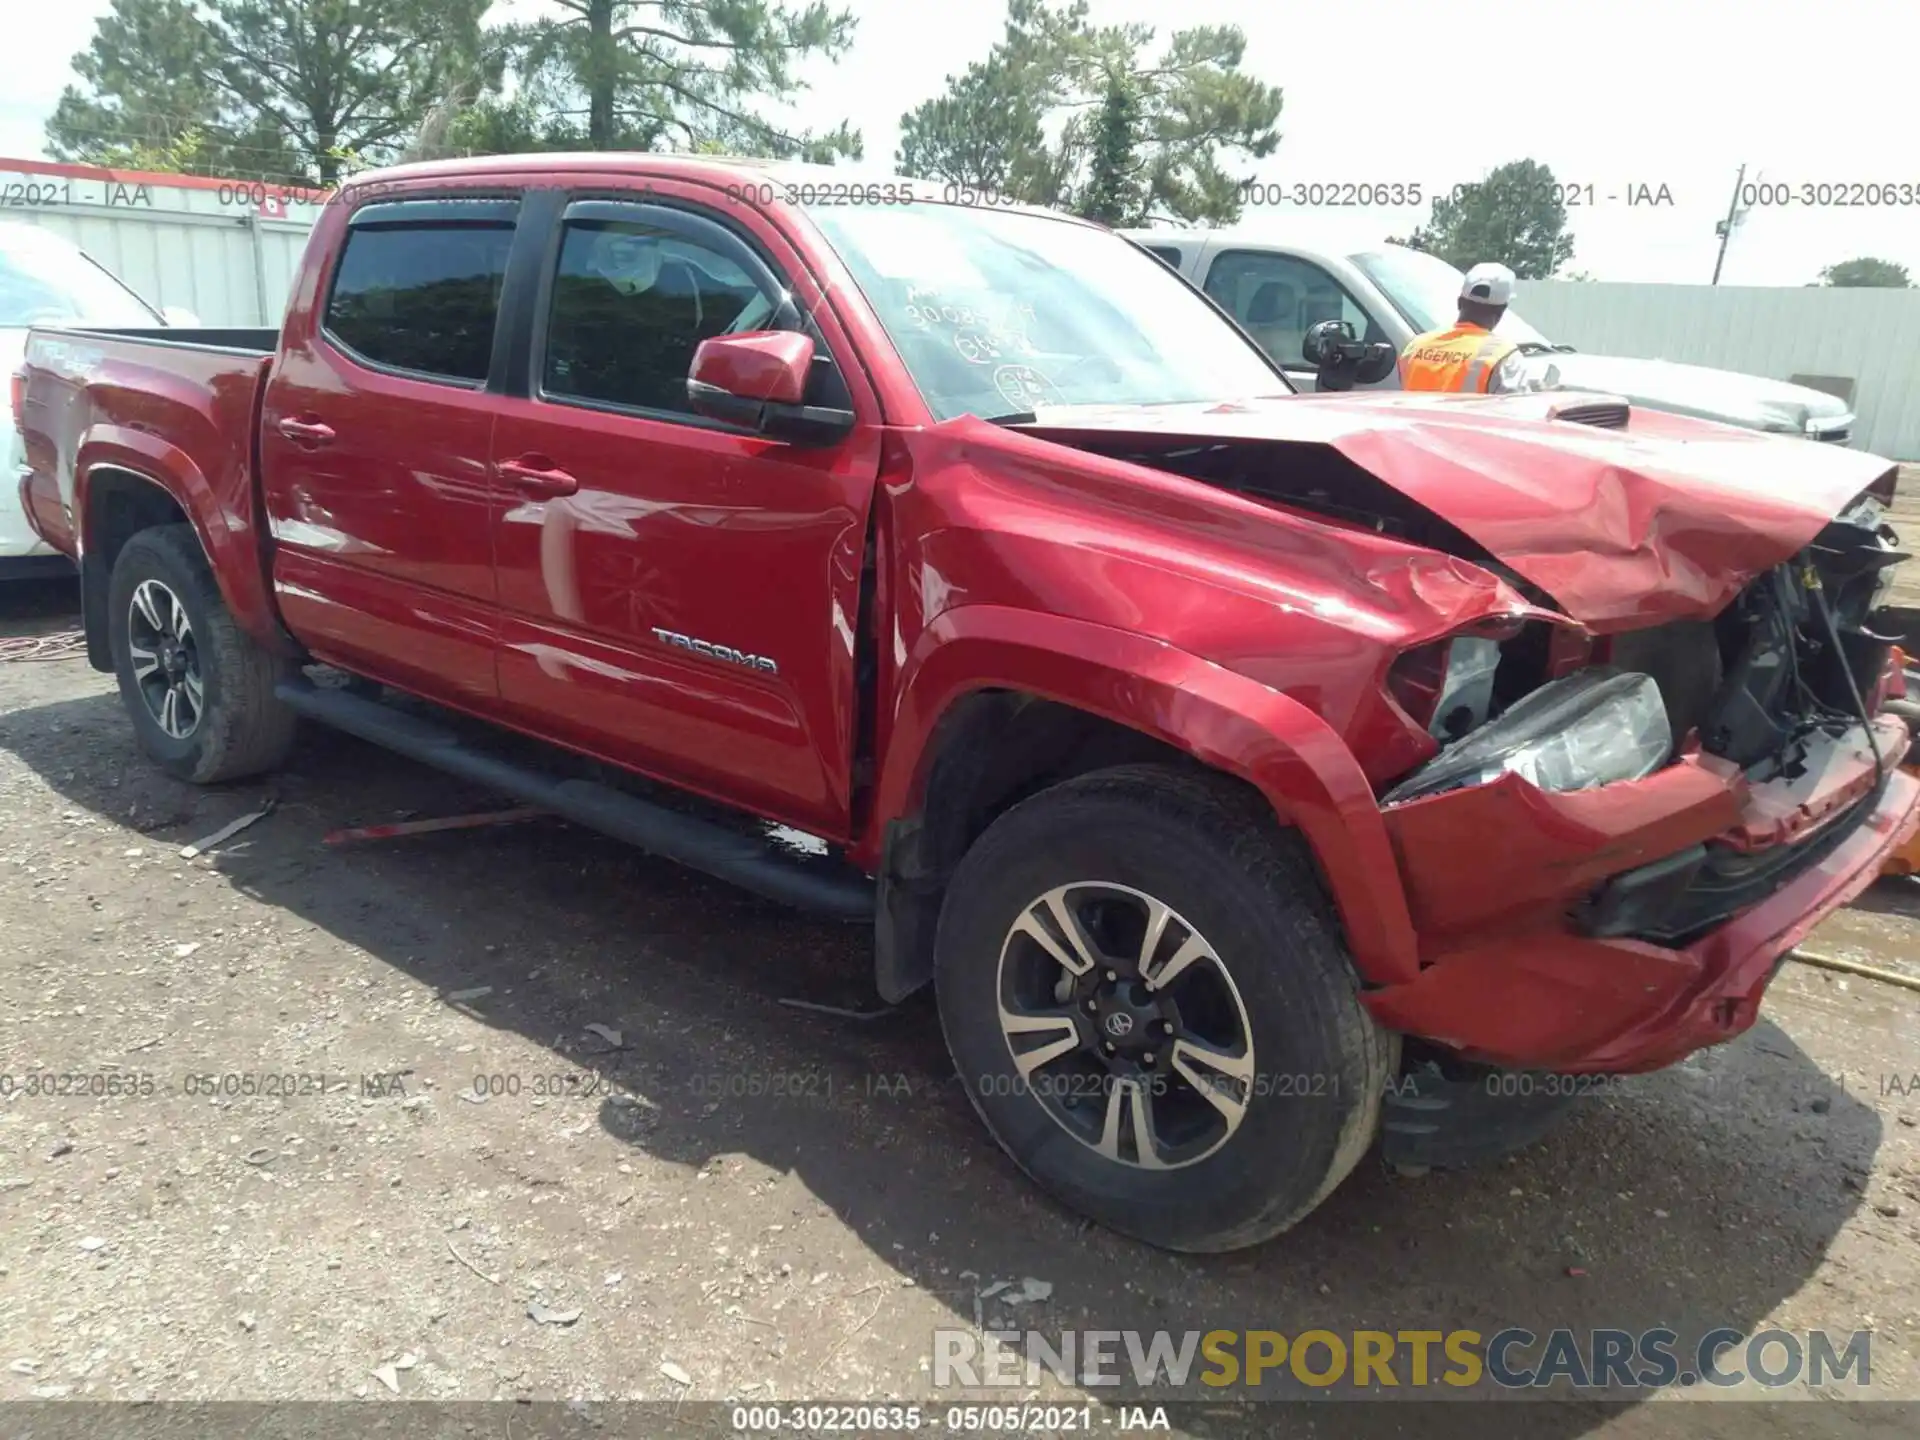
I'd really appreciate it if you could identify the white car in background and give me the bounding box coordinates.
[1127,226,1859,443]
[3,222,175,579]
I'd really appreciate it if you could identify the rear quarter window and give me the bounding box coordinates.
[323,222,514,382]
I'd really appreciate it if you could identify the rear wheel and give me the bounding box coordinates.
[934,764,1396,1252]
[108,524,297,783]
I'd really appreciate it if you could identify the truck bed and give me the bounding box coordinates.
[19,323,279,650]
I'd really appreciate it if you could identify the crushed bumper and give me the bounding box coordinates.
[1363,734,1920,1073]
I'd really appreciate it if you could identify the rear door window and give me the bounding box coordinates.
[324,209,515,383]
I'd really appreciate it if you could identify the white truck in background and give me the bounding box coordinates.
[1131,227,1860,444]
[1,221,181,577]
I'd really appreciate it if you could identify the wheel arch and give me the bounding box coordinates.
[76,434,287,672]
[77,462,200,671]
[869,605,1420,1002]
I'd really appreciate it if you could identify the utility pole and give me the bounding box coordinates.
[1712,163,1746,285]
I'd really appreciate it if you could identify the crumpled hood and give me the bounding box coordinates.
[1541,351,1854,433]
[1014,392,1899,630]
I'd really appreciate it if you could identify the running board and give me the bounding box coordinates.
[274,678,875,921]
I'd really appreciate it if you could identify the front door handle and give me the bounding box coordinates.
[277,416,335,446]
[497,456,579,498]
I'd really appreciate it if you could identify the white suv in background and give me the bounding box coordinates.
[1127,226,1858,444]
[3,221,172,579]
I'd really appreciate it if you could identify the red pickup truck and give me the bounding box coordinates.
[15,154,1919,1252]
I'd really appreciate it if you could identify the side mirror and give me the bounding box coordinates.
[1303,318,1396,391]
[687,331,855,446]
[1301,318,1354,366]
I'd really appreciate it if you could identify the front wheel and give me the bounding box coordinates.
[107,524,297,784]
[935,765,1397,1252]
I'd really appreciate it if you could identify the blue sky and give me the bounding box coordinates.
[6,0,1917,286]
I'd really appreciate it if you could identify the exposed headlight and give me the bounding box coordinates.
[1386,631,1514,741]
[1383,669,1671,804]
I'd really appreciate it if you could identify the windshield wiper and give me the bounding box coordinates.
[981,411,1038,426]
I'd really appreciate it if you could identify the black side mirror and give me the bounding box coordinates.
[1304,319,1396,392]
[1301,318,1355,366]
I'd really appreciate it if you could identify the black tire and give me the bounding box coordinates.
[934,764,1397,1252]
[107,524,297,784]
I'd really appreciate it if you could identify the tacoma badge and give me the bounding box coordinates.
[651,627,779,675]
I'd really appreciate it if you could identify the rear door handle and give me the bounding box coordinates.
[497,456,579,498]
[277,416,335,446]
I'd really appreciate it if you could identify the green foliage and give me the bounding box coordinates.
[896,0,1281,226]
[46,0,298,180]
[1078,66,1146,227]
[1818,256,1912,288]
[1390,159,1576,279]
[485,0,861,160]
[47,0,493,184]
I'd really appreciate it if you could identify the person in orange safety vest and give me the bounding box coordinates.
[1398,262,1534,393]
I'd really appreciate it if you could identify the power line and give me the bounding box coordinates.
[1711,163,1749,285]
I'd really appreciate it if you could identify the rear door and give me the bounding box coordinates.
[484,185,884,837]
[1196,246,1391,393]
[260,196,519,707]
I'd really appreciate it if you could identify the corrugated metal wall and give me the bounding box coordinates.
[2,160,317,327]
[1514,280,1920,460]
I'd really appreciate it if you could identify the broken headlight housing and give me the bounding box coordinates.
[1384,668,1671,804]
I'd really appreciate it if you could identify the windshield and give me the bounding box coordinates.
[1350,246,1551,347]
[807,203,1289,421]
[0,227,161,328]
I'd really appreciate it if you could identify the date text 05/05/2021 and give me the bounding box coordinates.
[728,1403,1166,1433]
[0,1070,414,1100]
[1231,180,1678,208]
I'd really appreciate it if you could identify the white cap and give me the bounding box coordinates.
[1460,262,1516,306]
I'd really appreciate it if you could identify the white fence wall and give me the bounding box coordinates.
[1514,280,1920,460]
[2,159,318,328]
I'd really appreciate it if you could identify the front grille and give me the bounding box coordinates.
[1575,780,1883,946]
[1813,426,1852,444]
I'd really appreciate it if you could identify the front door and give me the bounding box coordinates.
[261,197,520,707]
[486,192,882,837]
[1199,248,1390,394]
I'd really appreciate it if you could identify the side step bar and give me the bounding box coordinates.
[275,679,875,922]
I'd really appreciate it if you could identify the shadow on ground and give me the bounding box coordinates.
[0,682,1890,1438]
[0,572,82,639]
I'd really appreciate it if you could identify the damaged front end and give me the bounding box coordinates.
[1366,488,1920,1073]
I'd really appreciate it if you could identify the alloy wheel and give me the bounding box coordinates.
[127,579,203,739]
[995,881,1255,1170]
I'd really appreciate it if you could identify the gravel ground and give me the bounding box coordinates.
[1,576,1918,1440]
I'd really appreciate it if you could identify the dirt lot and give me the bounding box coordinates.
[2,575,1918,1439]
